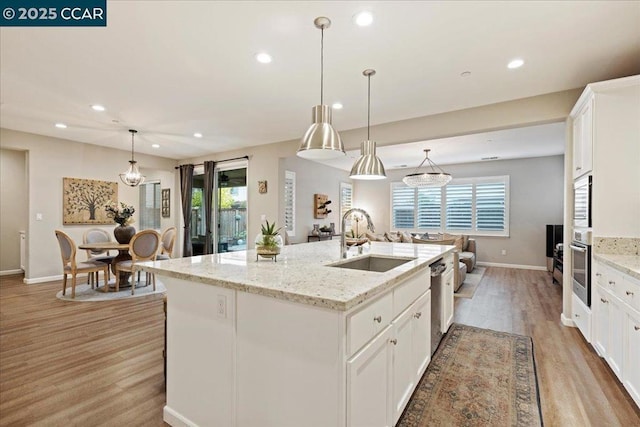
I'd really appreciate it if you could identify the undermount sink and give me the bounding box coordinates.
[328,255,415,273]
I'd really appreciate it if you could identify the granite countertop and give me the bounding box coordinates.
[136,240,454,311]
[594,253,640,281]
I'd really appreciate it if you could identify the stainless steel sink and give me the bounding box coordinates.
[328,255,415,273]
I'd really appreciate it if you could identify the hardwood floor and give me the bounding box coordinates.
[1,268,638,426]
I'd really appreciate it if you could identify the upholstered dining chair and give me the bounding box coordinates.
[83,228,116,283]
[55,230,109,298]
[114,229,160,294]
[155,226,177,261]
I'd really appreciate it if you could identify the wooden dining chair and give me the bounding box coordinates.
[155,226,177,261]
[114,229,160,294]
[83,228,116,284]
[55,230,109,298]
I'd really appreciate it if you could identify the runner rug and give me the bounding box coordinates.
[398,323,543,427]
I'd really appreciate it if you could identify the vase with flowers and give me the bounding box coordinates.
[105,201,136,243]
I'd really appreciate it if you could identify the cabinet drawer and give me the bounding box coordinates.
[604,267,624,294]
[348,292,393,356]
[620,275,640,312]
[393,271,429,319]
[572,293,591,342]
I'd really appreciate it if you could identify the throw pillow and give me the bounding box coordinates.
[365,231,386,242]
[453,236,464,251]
[462,235,470,251]
[384,232,402,243]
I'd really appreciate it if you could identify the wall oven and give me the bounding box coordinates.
[570,229,592,307]
[573,175,592,228]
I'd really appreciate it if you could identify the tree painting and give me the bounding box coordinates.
[63,178,118,225]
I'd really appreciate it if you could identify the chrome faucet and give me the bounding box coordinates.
[341,208,375,258]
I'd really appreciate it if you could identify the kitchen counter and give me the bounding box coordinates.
[137,240,454,311]
[594,253,640,281]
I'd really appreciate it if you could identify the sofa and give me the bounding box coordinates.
[374,231,476,291]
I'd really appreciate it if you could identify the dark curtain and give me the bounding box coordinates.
[179,164,194,257]
[203,161,216,255]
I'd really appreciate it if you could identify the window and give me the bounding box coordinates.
[139,181,161,230]
[284,171,296,236]
[390,175,509,236]
[339,182,353,231]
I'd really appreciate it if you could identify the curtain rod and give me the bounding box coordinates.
[174,155,249,169]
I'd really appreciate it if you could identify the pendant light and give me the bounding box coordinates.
[350,69,386,180]
[119,129,145,187]
[297,17,345,160]
[402,149,452,187]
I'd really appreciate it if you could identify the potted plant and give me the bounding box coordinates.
[105,201,136,243]
[255,220,283,260]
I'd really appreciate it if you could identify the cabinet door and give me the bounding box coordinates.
[573,109,584,178]
[391,307,416,424]
[593,286,610,358]
[624,311,640,408]
[441,269,454,333]
[347,326,393,427]
[412,291,431,379]
[607,296,624,379]
[580,98,593,175]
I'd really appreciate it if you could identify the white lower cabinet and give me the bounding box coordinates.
[412,291,431,379]
[441,266,454,333]
[624,310,640,407]
[347,326,393,427]
[592,261,640,409]
[572,292,591,342]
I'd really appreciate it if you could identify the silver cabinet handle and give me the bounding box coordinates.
[609,280,616,285]
[569,244,587,253]
[575,314,580,318]
[373,316,382,323]
[635,326,640,331]
[626,291,634,296]
[600,298,608,304]
[390,339,397,345]
[414,312,422,319]
[596,273,602,277]
[575,166,581,171]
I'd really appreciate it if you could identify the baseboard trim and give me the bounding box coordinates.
[24,274,64,284]
[0,269,23,276]
[561,312,576,327]
[164,405,196,427]
[476,262,547,271]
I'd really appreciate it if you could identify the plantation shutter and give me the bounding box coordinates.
[340,182,353,228]
[392,183,415,229]
[476,181,506,231]
[139,182,161,230]
[416,187,441,229]
[284,171,296,236]
[445,184,472,230]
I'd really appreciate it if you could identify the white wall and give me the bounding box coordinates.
[0,148,28,273]
[0,128,178,282]
[279,156,350,244]
[354,155,565,268]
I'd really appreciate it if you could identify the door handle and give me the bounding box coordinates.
[569,244,587,253]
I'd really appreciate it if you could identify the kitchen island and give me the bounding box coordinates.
[137,240,455,427]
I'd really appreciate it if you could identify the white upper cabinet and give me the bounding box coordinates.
[572,97,593,179]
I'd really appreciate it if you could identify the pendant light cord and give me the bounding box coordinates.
[320,27,324,105]
[367,74,371,140]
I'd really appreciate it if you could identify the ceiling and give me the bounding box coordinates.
[1,1,639,166]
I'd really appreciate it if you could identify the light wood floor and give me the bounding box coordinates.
[1,268,639,426]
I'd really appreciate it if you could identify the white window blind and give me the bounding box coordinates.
[139,181,161,230]
[284,171,296,236]
[340,182,353,231]
[390,175,509,236]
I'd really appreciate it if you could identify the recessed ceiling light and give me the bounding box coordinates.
[460,71,471,77]
[507,58,524,69]
[55,123,67,129]
[193,132,203,138]
[151,144,160,148]
[354,11,373,26]
[332,102,343,110]
[91,104,105,112]
[255,53,272,64]
[481,156,499,161]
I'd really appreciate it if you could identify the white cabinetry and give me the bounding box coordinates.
[592,261,640,408]
[441,255,454,333]
[572,293,591,342]
[572,98,593,179]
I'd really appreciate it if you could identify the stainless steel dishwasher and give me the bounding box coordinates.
[430,259,446,356]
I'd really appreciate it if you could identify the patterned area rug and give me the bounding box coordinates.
[398,323,542,427]
[455,267,486,299]
[56,279,165,302]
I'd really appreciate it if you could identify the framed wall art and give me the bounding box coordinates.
[63,177,117,225]
[162,188,170,218]
[258,180,268,194]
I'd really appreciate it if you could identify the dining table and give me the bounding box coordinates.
[78,241,132,292]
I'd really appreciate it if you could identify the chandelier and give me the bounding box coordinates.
[297,17,345,160]
[119,129,145,187]
[402,149,451,187]
[350,69,386,180]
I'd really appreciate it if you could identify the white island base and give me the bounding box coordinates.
[143,242,454,427]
